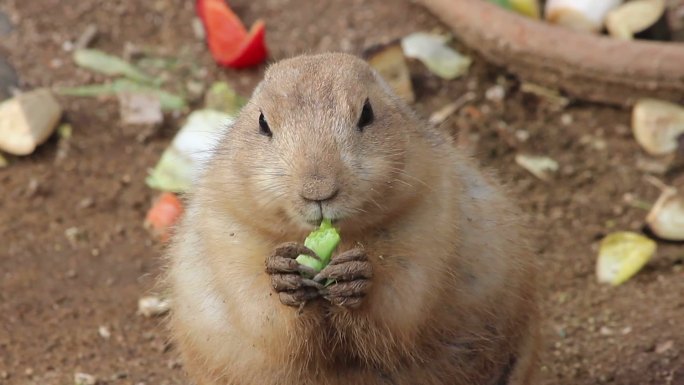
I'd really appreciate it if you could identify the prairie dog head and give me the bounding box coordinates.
[207,53,429,235]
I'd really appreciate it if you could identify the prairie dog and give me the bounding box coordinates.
[165,53,540,385]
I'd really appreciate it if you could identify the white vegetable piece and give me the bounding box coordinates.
[606,0,666,40]
[0,89,63,155]
[646,187,684,241]
[606,0,665,40]
[632,99,684,156]
[401,32,471,80]
[545,0,623,33]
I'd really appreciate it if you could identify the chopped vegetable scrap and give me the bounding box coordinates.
[144,192,184,243]
[596,231,655,286]
[401,32,471,80]
[196,0,268,68]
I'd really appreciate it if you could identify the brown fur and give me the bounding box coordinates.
[164,53,540,385]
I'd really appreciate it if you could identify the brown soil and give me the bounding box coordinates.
[1,1,682,385]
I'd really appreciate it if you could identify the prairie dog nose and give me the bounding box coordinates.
[300,175,339,202]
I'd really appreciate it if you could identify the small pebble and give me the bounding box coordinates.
[560,113,573,126]
[186,81,205,97]
[98,325,111,339]
[62,40,74,52]
[111,372,128,380]
[78,197,95,209]
[515,130,530,142]
[655,340,674,354]
[123,42,144,61]
[74,372,97,385]
[50,58,64,69]
[25,178,40,197]
[65,227,84,245]
[118,93,163,126]
[485,84,505,102]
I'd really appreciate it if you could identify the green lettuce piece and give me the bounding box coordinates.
[145,109,234,192]
[55,79,186,111]
[73,49,159,85]
[296,219,341,272]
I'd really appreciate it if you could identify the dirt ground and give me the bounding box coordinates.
[1,1,683,384]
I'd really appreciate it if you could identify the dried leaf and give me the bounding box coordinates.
[428,92,476,125]
[520,82,569,107]
[365,42,415,103]
[596,231,655,286]
[400,32,471,80]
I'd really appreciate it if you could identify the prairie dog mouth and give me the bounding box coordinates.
[299,202,346,227]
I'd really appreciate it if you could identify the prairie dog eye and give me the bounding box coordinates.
[357,98,374,131]
[259,112,272,137]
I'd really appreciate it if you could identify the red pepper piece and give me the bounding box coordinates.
[196,0,268,68]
